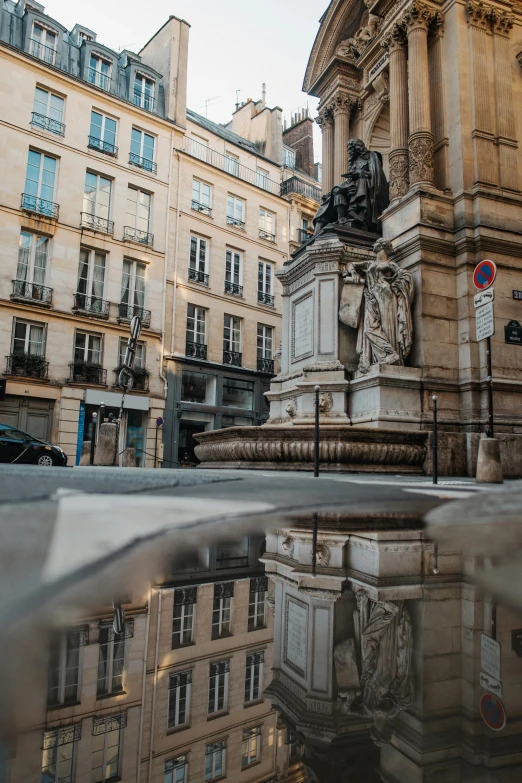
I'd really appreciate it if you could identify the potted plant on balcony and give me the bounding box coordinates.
[114,366,150,391]
[11,352,47,378]
[72,361,104,384]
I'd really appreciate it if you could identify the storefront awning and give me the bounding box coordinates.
[84,389,150,411]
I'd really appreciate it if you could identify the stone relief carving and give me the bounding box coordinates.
[339,238,414,373]
[282,536,295,558]
[318,391,333,413]
[388,150,409,200]
[285,398,298,418]
[335,12,382,61]
[409,135,435,185]
[316,543,332,566]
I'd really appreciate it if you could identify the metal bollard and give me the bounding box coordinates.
[432,395,438,485]
[311,512,318,577]
[89,411,97,465]
[314,385,320,478]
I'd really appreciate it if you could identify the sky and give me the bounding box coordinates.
[42,0,326,162]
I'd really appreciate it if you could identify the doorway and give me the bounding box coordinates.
[178,419,207,466]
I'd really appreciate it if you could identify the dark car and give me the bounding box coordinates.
[0,424,67,466]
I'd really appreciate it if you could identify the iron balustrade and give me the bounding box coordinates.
[6,353,49,379]
[87,68,112,92]
[11,279,52,306]
[259,229,276,242]
[297,228,313,244]
[80,212,114,234]
[114,367,149,391]
[69,362,107,385]
[186,341,207,360]
[88,135,118,157]
[133,91,155,112]
[129,152,157,173]
[123,226,154,247]
[191,199,212,217]
[21,193,59,219]
[257,356,275,374]
[224,281,243,297]
[183,137,280,196]
[31,112,65,136]
[118,303,151,328]
[258,291,275,307]
[30,38,56,65]
[223,349,242,367]
[73,292,110,318]
[226,215,245,229]
[188,268,209,286]
[280,176,322,203]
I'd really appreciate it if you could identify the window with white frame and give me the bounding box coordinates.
[227,195,244,227]
[259,208,275,241]
[89,111,117,154]
[244,651,264,703]
[208,660,229,714]
[189,236,208,283]
[172,586,197,648]
[257,325,273,361]
[224,249,242,295]
[212,582,233,640]
[126,187,151,236]
[248,576,268,630]
[256,167,270,190]
[83,171,112,221]
[47,626,88,707]
[186,305,206,346]
[164,755,188,783]
[91,714,126,783]
[223,315,241,354]
[192,179,212,215]
[190,134,209,162]
[97,621,133,697]
[168,670,192,728]
[74,331,102,365]
[283,146,296,168]
[241,726,262,767]
[134,73,155,110]
[31,23,57,64]
[225,152,239,177]
[88,54,112,90]
[77,247,106,309]
[118,338,145,369]
[17,231,49,288]
[42,725,81,783]
[24,150,57,210]
[32,87,64,134]
[204,740,226,782]
[12,319,45,356]
[130,128,155,171]
[258,261,274,305]
[121,260,146,315]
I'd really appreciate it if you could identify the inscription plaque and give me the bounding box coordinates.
[284,596,308,677]
[292,293,314,362]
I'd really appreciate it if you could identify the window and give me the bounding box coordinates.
[134,73,155,111]
[78,30,93,43]
[222,378,253,410]
[190,135,209,162]
[189,236,208,284]
[225,152,239,177]
[91,714,126,783]
[89,111,117,155]
[168,670,192,728]
[83,171,111,221]
[172,586,197,648]
[164,755,188,783]
[32,87,64,134]
[257,325,273,360]
[23,150,57,214]
[12,319,44,355]
[248,576,268,631]
[244,652,264,703]
[226,195,244,227]
[88,54,112,91]
[31,24,57,64]
[42,725,81,783]
[126,188,151,235]
[181,371,216,404]
[17,231,48,287]
[259,208,276,241]
[118,338,145,369]
[97,622,133,697]
[186,305,206,345]
[130,128,155,172]
[76,248,106,310]
[47,627,88,707]
[258,262,274,306]
[225,250,242,296]
[74,331,102,364]
[192,179,212,215]
[208,660,230,714]
[223,316,241,353]
[256,167,270,190]
[121,260,146,315]
[216,538,249,568]
[212,582,233,640]
[205,740,226,782]
[283,146,296,168]
[241,726,261,767]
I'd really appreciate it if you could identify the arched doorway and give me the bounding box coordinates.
[368,103,390,179]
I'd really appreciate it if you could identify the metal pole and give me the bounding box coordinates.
[486,336,494,438]
[432,395,438,485]
[314,385,320,478]
[99,403,105,424]
[491,600,497,641]
[89,412,97,465]
[154,426,158,469]
[312,512,318,577]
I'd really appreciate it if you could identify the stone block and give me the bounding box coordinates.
[476,437,503,483]
[349,364,422,430]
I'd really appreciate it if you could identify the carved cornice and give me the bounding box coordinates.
[401,1,436,32]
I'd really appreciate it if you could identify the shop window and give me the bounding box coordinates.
[222,378,254,410]
[181,370,215,404]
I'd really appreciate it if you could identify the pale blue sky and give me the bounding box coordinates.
[43,0,325,162]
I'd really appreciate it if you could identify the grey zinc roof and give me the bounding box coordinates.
[186,108,281,167]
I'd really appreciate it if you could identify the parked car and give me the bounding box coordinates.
[0,424,67,466]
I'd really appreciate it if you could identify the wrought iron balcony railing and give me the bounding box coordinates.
[226,215,245,229]
[6,353,49,379]
[223,350,242,367]
[30,112,65,136]
[30,38,56,65]
[11,279,52,307]
[21,193,59,219]
[257,356,275,374]
[123,226,154,247]
[73,293,110,318]
[114,367,150,391]
[280,176,322,203]
[297,228,313,244]
[129,152,157,174]
[88,135,118,157]
[69,362,107,385]
[118,303,151,328]
[186,341,207,360]
[191,199,212,217]
[224,281,243,297]
[80,212,114,234]
[259,229,276,242]
[258,291,275,307]
[133,91,155,112]
[188,268,209,286]
[87,68,112,92]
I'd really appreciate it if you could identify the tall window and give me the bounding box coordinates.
[225,152,239,177]
[77,248,106,309]
[190,135,209,161]
[212,582,233,640]
[225,250,242,295]
[244,651,264,703]
[97,622,133,696]
[223,315,241,354]
[88,54,112,90]
[42,725,81,783]
[134,73,155,110]
[172,586,197,648]
[257,325,273,361]
[31,24,57,64]
[248,576,268,631]
[121,260,146,314]
[32,87,64,134]
[126,188,151,234]
[47,627,88,707]
[89,111,117,154]
[168,670,192,728]
[165,756,188,783]
[258,262,274,305]
[283,146,296,168]
[259,208,275,240]
[91,714,126,783]
[12,319,44,356]
[256,167,270,190]
[192,179,212,214]
[186,305,206,345]
[208,660,229,714]
[24,150,57,210]
[119,338,145,369]
[204,741,226,782]
[83,172,111,220]
[74,331,102,364]
[17,231,48,287]
[189,236,208,283]
[227,195,244,226]
[130,128,155,171]
[241,726,261,767]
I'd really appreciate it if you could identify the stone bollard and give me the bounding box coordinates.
[122,447,136,467]
[476,437,503,484]
[79,442,91,466]
[94,422,118,466]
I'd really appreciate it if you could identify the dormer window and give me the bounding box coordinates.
[133,74,155,112]
[88,54,112,92]
[31,24,57,65]
[78,31,93,43]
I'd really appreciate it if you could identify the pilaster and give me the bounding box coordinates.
[332,93,354,185]
[491,9,518,191]
[316,104,334,193]
[383,23,409,199]
[428,12,448,190]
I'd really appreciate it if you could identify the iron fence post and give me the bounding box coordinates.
[432,395,438,485]
[314,385,320,478]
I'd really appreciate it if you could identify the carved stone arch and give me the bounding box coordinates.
[367,103,391,180]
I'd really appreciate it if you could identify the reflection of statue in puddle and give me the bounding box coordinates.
[335,586,414,745]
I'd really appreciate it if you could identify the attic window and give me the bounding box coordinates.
[79,31,93,43]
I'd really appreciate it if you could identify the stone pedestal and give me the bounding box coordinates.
[349,365,422,430]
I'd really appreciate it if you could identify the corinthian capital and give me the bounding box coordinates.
[316,104,334,129]
[333,93,356,115]
[491,8,514,36]
[382,22,407,53]
[402,1,435,32]
[465,0,494,30]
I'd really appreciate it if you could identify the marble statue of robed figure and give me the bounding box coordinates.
[340,238,414,373]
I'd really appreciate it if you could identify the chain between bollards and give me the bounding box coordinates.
[314,385,320,478]
[432,395,438,485]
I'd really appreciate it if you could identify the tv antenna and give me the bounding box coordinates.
[204,95,220,117]
[235,89,241,110]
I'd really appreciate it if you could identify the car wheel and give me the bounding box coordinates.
[36,453,55,467]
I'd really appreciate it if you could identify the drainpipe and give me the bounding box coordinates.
[159,131,175,396]
[136,588,152,783]
[147,588,163,783]
[170,151,183,354]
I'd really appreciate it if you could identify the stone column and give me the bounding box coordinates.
[402,1,435,187]
[384,24,409,199]
[333,94,352,186]
[428,13,448,190]
[316,105,334,194]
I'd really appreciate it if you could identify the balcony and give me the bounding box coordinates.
[186,341,207,360]
[6,353,49,380]
[114,366,149,392]
[224,281,243,297]
[29,38,56,65]
[30,112,65,136]
[191,200,212,217]
[258,292,275,307]
[129,152,157,174]
[223,350,242,367]
[69,362,107,385]
[280,176,322,203]
[226,216,245,230]
[11,280,52,307]
[259,229,276,243]
[87,68,112,92]
[123,226,154,247]
[88,135,118,157]
[80,212,114,234]
[73,293,110,319]
[133,91,155,112]
[257,357,275,374]
[21,193,59,219]
[188,268,209,286]
[118,303,151,328]
[297,228,314,244]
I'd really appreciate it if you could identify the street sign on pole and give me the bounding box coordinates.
[480,693,506,731]
[156,416,164,428]
[476,302,495,342]
[474,288,494,308]
[473,259,497,290]
[481,633,501,680]
[480,672,502,698]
